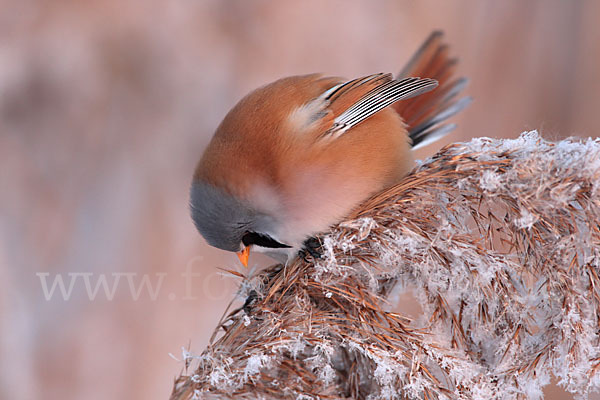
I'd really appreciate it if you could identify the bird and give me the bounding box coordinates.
[190,31,470,267]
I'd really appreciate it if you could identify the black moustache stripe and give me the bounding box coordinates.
[242,231,291,248]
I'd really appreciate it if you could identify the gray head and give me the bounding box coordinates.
[190,181,292,252]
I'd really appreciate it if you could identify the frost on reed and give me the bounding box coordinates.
[171,132,600,400]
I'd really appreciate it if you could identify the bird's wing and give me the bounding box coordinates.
[394,31,471,149]
[317,73,438,141]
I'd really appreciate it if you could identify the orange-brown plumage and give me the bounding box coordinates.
[191,32,469,264]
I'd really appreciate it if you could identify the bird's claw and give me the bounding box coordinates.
[242,290,259,314]
[299,237,323,262]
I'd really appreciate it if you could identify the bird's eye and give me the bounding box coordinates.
[242,231,291,248]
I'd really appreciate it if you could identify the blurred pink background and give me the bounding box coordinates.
[2,1,599,399]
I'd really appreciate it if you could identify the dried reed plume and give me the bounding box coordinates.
[171,131,600,400]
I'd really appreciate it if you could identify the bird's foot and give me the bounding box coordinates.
[242,290,259,314]
[299,237,323,262]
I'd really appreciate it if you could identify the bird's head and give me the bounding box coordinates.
[190,181,292,266]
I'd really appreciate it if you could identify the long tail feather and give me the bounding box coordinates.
[394,31,470,148]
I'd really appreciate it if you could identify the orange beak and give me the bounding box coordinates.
[237,245,251,267]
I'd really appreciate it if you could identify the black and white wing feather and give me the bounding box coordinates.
[320,75,438,141]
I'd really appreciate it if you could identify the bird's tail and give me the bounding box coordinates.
[393,31,471,150]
